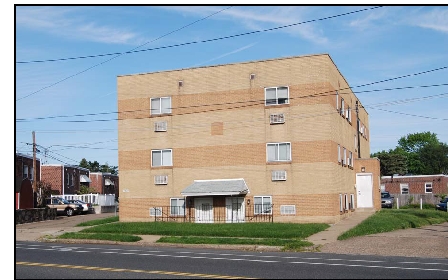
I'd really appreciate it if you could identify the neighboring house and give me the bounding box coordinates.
[117,53,380,223]
[381,174,448,195]
[89,172,119,198]
[15,153,40,209]
[41,164,91,195]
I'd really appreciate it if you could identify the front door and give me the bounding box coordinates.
[356,173,373,208]
[194,198,214,223]
[225,197,245,223]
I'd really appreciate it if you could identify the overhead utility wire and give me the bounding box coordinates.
[15,6,233,102]
[17,6,382,65]
[16,78,448,123]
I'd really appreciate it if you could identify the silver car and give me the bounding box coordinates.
[67,199,94,214]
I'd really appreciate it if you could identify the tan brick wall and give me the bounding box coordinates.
[117,54,376,223]
[354,158,381,210]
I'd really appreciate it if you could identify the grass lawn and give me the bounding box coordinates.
[57,209,448,251]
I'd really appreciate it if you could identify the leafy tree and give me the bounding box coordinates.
[371,149,407,176]
[397,131,439,153]
[77,184,97,195]
[419,142,448,174]
[36,181,53,208]
[79,158,118,175]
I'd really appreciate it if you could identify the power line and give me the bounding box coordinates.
[16,80,448,123]
[15,6,233,102]
[17,6,381,65]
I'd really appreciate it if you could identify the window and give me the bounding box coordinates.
[335,90,339,111]
[354,134,357,151]
[347,106,351,122]
[425,182,433,193]
[150,207,162,216]
[154,121,167,132]
[337,144,341,163]
[380,184,386,192]
[150,97,171,115]
[23,165,28,179]
[170,198,185,216]
[152,149,172,167]
[339,194,343,212]
[280,205,296,215]
[350,194,355,210]
[342,147,347,166]
[154,175,168,185]
[267,142,291,162]
[29,167,34,180]
[270,113,285,124]
[271,170,287,181]
[348,151,353,167]
[400,183,409,194]
[254,196,272,214]
[340,98,345,116]
[265,86,289,106]
[344,194,349,210]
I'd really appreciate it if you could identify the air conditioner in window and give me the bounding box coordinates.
[272,170,287,181]
[270,113,285,124]
[154,175,168,185]
[154,121,167,132]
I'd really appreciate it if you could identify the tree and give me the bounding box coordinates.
[419,142,448,174]
[79,158,118,175]
[397,132,441,174]
[36,181,53,208]
[371,149,407,176]
[77,184,97,195]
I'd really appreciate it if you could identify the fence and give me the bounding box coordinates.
[51,193,116,206]
[149,203,274,223]
[392,194,445,208]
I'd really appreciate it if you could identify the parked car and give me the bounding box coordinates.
[435,197,448,211]
[381,192,394,208]
[67,199,94,214]
[45,197,83,216]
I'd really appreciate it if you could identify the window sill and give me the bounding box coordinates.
[265,103,290,108]
[151,166,173,170]
[267,161,292,165]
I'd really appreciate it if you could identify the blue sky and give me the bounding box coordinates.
[14,5,448,168]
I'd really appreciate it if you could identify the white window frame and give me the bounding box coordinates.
[400,183,409,194]
[344,194,349,210]
[150,97,172,115]
[425,182,433,194]
[354,134,357,152]
[154,175,168,185]
[348,151,353,167]
[340,98,345,116]
[380,184,386,192]
[266,142,291,162]
[270,113,285,124]
[265,86,289,106]
[280,205,296,215]
[347,106,351,122]
[151,149,173,167]
[336,90,339,111]
[337,144,341,163]
[254,196,272,214]
[154,121,167,132]
[342,147,347,166]
[339,194,343,212]
[149,207,162,217]
[29,167,34,180]
[271,170,287,181]
[350,194,355,210]
[170,198,185,216]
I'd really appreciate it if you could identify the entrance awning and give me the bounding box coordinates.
[80,174,91,183]
[105,178,115,186]
[181,178,249,197]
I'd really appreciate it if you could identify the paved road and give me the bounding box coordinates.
[15,212,448,259]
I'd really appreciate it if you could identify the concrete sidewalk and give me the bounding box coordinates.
[306,209,376,246]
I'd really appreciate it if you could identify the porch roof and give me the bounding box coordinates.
[181,178,249,197]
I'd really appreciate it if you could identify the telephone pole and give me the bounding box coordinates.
[32,131,37,193]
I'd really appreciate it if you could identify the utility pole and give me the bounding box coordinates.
[356,101,361,158]
[32,131,37,193]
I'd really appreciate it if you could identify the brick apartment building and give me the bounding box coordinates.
[15,153,40,209]
[117,53,380,223]
[41,164,90,195]
[89,172,120,198]
[381,174,448,195]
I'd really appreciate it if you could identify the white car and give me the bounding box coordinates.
[67,200,94,214]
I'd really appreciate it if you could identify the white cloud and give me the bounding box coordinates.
[159,6,329,45]
[409,8,448,34]
[15,6,142,45]
[191,42,258,67]
[348,8,388,31]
